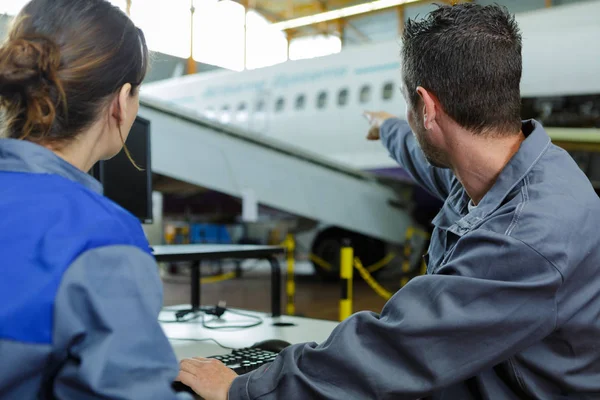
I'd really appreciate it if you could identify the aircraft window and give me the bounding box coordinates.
[236,102,248,121]
[204,107,216,119]
[382,82,394,101]
[360,85,371,104]
[295,94,306,110]
[275,97,285,112]
[255,100,265,112]
[220,105,231,123]
[317,91,328,109]
[338,88,349,106]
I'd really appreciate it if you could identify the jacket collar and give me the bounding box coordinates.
[444,119,552,235]
[0,138,103,194]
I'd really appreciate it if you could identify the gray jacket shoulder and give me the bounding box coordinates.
[50,245,192,400]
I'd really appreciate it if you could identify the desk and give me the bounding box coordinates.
[153,245,285,317]
[160,306,339,359]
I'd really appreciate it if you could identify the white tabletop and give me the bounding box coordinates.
[160,306,338,360]
[152,244,284,257]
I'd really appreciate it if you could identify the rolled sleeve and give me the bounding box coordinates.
[51,245,188,400]
[229,230,562,400]
[380,118,455,200]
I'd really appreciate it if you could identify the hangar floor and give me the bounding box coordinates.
[161,262,392,321]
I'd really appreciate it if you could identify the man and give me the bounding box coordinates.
[177,4,600,399]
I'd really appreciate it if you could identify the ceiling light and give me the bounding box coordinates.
[270,0,421,30]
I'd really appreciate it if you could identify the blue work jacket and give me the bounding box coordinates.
[0,139,190,399]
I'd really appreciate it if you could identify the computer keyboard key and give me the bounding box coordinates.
[204,342,287,375]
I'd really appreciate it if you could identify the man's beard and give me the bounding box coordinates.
[410,111,449,169]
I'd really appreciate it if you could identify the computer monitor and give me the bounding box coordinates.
[90,116,153,223]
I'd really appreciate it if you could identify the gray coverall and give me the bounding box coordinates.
[229,119,600,399]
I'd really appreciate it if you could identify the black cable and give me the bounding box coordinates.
[160,305,263,329]
[158,310,203,323]
[225,308,265,320]
[167,337,237,350]
[158,307,212,323]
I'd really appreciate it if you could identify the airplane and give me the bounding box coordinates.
[142,0,600,277]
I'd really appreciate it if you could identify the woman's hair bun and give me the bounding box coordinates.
[1,0,147,145]
[0,37,61,96]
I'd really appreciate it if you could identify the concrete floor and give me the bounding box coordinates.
[161,261,396,321]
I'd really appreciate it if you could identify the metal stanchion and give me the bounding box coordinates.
[285,234,296,316]
[339,239,354,321]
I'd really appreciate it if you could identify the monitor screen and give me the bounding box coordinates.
[90,116,153,223]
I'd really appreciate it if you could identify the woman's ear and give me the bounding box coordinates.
[112,83,132,124]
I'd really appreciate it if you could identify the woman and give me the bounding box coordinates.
[0,1,191,398]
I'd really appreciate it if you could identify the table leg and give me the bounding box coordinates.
[191,260,201,311]
[268,257,282,317]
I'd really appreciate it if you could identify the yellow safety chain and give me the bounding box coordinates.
[309,253,333,271]
[354,257,393,300]
[400,227,415,287]
[200,271,237,284]
[413,228,432,239]
[310,226,430,275]
[366,252,397,273]
[311,252,398,274]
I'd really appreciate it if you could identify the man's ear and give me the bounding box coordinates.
[111,83,132,125]
[416,86,437,130]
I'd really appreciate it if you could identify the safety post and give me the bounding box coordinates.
[400,226,415,287]
[339,239,354,321]
[419,230,432,276]
[420,258,428,276]
[285,234,296,316]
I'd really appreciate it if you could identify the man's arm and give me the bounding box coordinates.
[230,230,560,399]
[50,246,192,400]
[180,229,562,400]
[367,112,455,200]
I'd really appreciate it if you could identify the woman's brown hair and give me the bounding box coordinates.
[0,0,148,146]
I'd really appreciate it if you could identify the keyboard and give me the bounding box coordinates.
[209,346,279,374]
[172,340,289,397]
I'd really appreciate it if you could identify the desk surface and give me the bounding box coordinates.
[152,244,285,262]
[161,306,338,360]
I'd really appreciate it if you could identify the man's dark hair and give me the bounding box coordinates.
[402,3,522,134]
